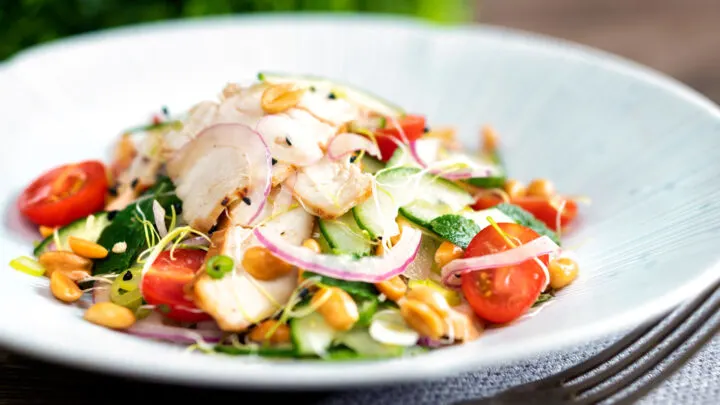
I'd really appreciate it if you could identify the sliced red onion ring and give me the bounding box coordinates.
[410,139,497,180]
[126,312,224,344]
[152,200,168,238]
[254,223,422,283]
[441,235,561,287]
[91,282,223,343]
[327,133,381,160]
[180,236,211,247]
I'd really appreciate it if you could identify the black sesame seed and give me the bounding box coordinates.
[242,196,252,206]
[285,136,292,146]
[107,187,118,197]
[130,178,139,189]
[328,92,336,100]
[271,158,278,165]
[349,155,358,163]
[220,196,230,206]
[162,106,169,116]
[298,288,309,299]
[106,210,119,220]
[123,271,133,281]
[310,86,316,92]
[423,126,430,133]
[173,203,183,215]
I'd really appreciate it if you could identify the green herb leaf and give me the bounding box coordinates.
[533,292,555,307]
[302,271,378,300]
[93,176,181,275]
[494,203,562,245]
[428,214,481,249]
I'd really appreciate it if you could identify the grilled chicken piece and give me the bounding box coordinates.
[285,155,373,219]
[166,124,269,233]
[193,206,314,332]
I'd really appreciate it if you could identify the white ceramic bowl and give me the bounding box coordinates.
[1,14,719,389]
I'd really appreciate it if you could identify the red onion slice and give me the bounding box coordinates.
[441,235,560,287]
[254,223,422,282]
[126,312,224,344]
[327,133,381,160]
[91,282,223,344]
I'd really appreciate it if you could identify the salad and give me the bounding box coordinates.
[10,73,582,360]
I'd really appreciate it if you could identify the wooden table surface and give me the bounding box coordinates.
[2,2,720,404]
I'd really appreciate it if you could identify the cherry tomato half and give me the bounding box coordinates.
[374,114,426,161]
[17,160,108,228]
[461,222,549,324]
[141,249,212,323]
[472,195,578,230]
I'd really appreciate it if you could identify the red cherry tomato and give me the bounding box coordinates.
[17,160,108,228]
[374,114,426,161]
[141,249,212,323]
[471,195,579,230]
[461,222,549,324]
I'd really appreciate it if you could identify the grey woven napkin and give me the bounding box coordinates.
[1,335,718,404]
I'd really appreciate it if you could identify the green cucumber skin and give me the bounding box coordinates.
[318,214,373,257]
[214,345,296,358]
[466,176,506,189]
[33,212,111,256]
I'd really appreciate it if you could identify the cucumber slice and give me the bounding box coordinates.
[399,200,455,228]
[353,167,474,238]
[460,207,517,230]
[257,72,405,117]
[335,328,405,358]
[385,146,418,169]
[34,212,111,256]
[318,212,373,257]
[290,311,337,357]
[359,154,385,174]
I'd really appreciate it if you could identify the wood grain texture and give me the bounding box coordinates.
[481,0,720,102]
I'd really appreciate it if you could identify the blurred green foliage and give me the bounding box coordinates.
[0,0,475,61]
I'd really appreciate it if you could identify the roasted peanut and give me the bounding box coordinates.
[302,238,321,254]
[481,126,499,153]
[548,257,579,289]
[38,251,92,277]
[434,241,464,268]
[242,246,295,281]
[39,226,56,238]
[526,178,555,198]
[400,299,446,340]
[503,179,526,200]
[261,83,305,114]
[68,236,109,259]
[375,276,407,301]
[248,320,291,344]
[406,285,452,318]
[50,271,83,303]
[311,287,359,331]
[84,302,136,330]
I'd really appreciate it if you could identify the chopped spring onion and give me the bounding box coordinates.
[206,255,235,279]
[110,268,143,311]
[9,256,45,277]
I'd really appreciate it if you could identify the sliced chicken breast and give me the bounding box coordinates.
[285,155,373,219]
[166,123,270,233]
[193,206,314,331]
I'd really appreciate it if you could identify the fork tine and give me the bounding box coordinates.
[565,277,720,394]
[575,282,720,404]
[614,310,720,405]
